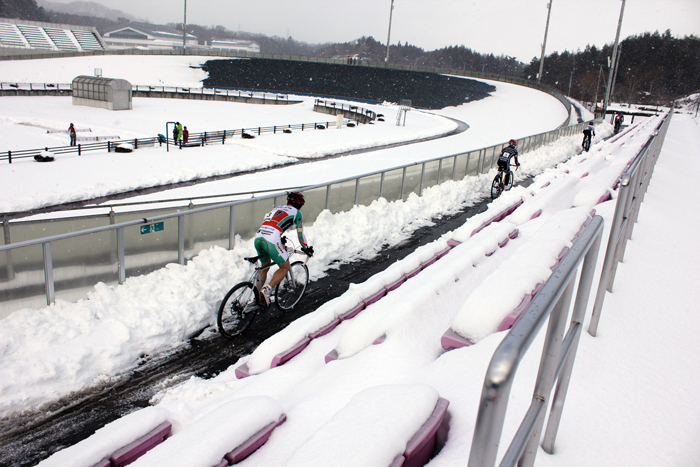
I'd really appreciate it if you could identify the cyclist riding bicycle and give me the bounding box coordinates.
[254,191,314,307]
[497,139,520,185]
[582,122,595,151]
[614,113,624,133]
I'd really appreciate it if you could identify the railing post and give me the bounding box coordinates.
[354,178,361,205]
[542,229,603,454]
[325,185,331,210]
[437,159,443,184]
[3,220,14,280]
[452,155,458,180]
[7,150,11,164]
[78,144,81,156]
[43,242,55,305]
[419,163,426,196]
[380,171,385,198]
[178,215,185,265]
[518,279,575,467]
[401,167,407,200]
[117,227,125,284]
[229,206,236,250]
[589,174,632,336]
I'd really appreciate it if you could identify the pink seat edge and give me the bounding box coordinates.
[270,337,312,369]
[109,421,172,467]
[308,319,340,339]
[372,334,386,345]
[363,289,387,306]
[224,414,287,464]
[91,458,110,467]
[388,454,406,467]
[440,328,472,350]
[325,349,339,363]
[235,362,250,379]
[403,398,451,459]
[385,276,406,292]
[339,303,365,321]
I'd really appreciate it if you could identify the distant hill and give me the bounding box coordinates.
[37,0,145,22]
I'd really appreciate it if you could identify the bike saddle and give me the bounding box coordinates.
[244,255,263,264]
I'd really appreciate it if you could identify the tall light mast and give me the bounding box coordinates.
[182,0,187,50]
[603,0,627,115]
[385,0,395,62]
[537,0,553,82]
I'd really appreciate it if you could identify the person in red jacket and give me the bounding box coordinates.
[182,126,189,144]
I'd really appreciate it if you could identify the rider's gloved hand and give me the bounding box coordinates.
[302,246,314,257]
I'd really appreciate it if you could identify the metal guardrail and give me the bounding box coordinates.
[588,111,672,336]
[0,120,587,311]
[468,216,604,467]
[466,111,672,467]
[0,115,370,163]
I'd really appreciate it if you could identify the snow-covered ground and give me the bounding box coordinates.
[1,55,698,466]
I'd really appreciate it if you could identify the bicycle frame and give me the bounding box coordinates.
[248,236,309,290]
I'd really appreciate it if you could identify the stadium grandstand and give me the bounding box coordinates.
[0,17,105,53]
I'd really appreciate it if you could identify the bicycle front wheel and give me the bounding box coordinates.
[218,282,259,338]
[491,174,503,199]
[275,261,309,311]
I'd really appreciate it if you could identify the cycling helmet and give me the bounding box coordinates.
[509,139,517,147]
[287,191,305,208]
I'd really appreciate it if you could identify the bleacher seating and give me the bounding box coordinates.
[0,21,104,52]
[0,23,26,48]
[16,24,53,49]
[71,29,104,50]
[44,27,79,51]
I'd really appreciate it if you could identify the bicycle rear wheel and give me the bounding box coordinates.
[218,282,259,338]
[275,261,309,311]
[491,174,503,199]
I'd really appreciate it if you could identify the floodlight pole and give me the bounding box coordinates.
[385,0,395,62]
[537,0,553,83]
[183,0,187,50]
[603,0,626,116]
[609,42,623,103]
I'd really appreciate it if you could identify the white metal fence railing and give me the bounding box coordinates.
[1,120,589,314]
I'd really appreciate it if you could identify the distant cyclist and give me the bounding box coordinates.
[614,113,624,133]
[253,191,314,307]
[582,122,595,152]
[497,139,520,185]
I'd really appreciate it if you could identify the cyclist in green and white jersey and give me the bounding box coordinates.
[254,191,314,306]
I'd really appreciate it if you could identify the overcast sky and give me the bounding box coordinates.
[47,0,700,62]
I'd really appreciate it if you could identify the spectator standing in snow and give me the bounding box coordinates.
[68,123,77,146]
[176,122,183,147]
[182,126,189,144]
[172,122,180,144]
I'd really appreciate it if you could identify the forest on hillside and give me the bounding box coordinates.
[525,30,700,105]
[2,0,697,105]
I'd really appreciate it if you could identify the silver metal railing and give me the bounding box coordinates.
[588,111,672,336]
[468,216,604,467]
[0,120,588,314]
[466,111,672,467]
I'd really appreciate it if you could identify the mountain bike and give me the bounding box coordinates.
[491,163,518,199]
[217,236,310,338]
